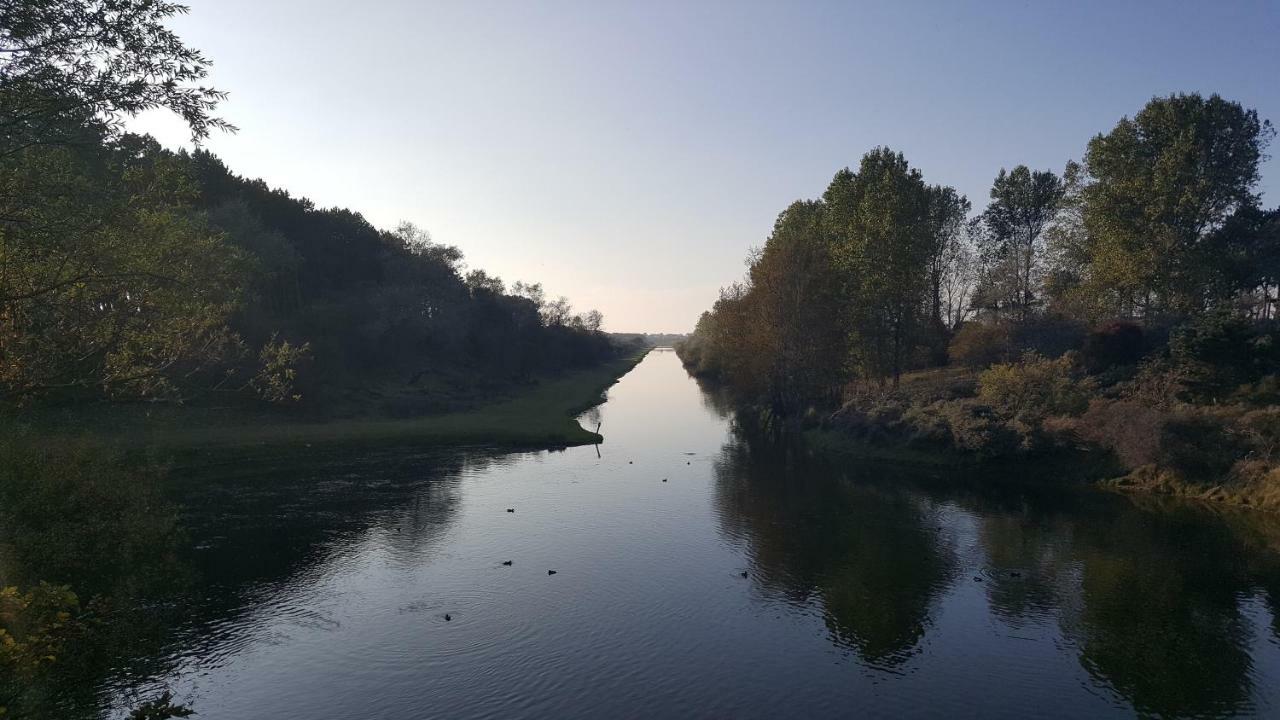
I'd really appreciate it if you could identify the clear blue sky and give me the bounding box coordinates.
[133,0,1280,333]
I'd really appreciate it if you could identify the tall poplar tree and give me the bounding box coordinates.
[825,148,934,385]
[981,166,1064,320]
[1082,93,1274,316]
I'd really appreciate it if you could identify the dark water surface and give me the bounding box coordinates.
[72,351,1280,717]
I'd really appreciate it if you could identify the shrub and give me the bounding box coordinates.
[1082,321,1145,373]
[828,397,909,442]
[1160,413,1241,483]
[915,322,951,368]
[250,334,311,404]
[1067,400,1242,484]
[978,351,1092,422]
[948,322,1011,368]
[0,583,83,676]
[1168,310,1280,400]
[901,401,950,446]
[0,432,195,716]
[929,400,1021,456]
[1011,314,1086,359]
[0,431,185,597]
[1232,374,1280,406]
[1122,358,1191,408]
[1235,407,1280,461]
[1070,400,1167,469]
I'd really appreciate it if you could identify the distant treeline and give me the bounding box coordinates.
[679,92,1279,415]
[610,332,688,347]
[0,2,625,409]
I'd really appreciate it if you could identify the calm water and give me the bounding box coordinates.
[43,350,1280,717]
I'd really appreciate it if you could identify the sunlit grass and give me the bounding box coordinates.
[17,352,647,455]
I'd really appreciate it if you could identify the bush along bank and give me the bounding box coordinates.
[685,323,1280,512]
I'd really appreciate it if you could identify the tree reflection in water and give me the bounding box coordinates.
[711,423,1280,716]
[2,444,479,720]
[712,435,957,670]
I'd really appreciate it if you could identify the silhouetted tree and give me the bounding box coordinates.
[0,0,232,156]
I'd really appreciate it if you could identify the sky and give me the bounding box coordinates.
[132,0,1280,333]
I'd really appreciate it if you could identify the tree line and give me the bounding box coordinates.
[0,0,624,409]
[679,92,1279,417]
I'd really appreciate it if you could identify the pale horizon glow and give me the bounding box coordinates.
[131,0,1280,333]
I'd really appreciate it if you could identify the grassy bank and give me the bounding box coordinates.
[735,361,1280,513]
[802,420,1280,512]
[15,351,648,456]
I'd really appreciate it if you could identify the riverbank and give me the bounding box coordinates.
[708,361,1280,513]
[10,351,648,457]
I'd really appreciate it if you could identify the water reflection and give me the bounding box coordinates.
[151,447,484,668]
[974,511,1066,626]
[176,447,475,586]
[711,426,1280,716]
[969,491,1269,717]
[4,446,481,720]
[1056,504,1258,717]
[692,374,739,419]
[713,439,956,669]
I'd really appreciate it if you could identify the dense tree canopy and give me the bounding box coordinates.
[1082,93,1274,315]
[0,1,623,407]
[825,148,937,384]
[0,128,621,405]
[1,133,246,400]
[679,93,1279,420]
[680,148,965,405]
